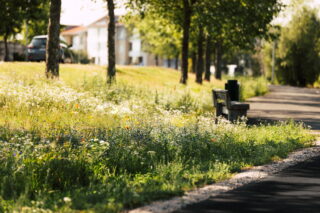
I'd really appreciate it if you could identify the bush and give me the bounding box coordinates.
[276,8,320,86]
[65,49,91,64]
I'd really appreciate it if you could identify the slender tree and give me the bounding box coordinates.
[214,41,222,80]
[127,0,197,84]
[180,0,193,84]
[195,25,204,84]
[174,53,179,70]
[107,0,116,83]
[45,0,61,78]
[3,30,9,61]
[204,35,212,81]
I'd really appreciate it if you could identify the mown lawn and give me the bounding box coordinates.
[0,62,315,212]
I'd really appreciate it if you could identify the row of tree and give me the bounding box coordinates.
[124,0,282,84]
[273,7,320,86]
[1,0,283,84]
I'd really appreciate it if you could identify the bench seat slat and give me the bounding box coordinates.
[230,101,250,110]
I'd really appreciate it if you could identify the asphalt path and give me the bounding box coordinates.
[176,85,320,213]
[247,85,320,130]
[176,155,320,213]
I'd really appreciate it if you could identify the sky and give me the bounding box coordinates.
[61,0,320,26]
[61,0,126,26]
[273,0,320,25]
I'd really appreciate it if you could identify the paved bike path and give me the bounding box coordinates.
[176,85,320,213]
[247,85,320,130]
[176,155,320,213]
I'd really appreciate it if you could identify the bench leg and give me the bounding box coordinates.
[215,104,226,123]
[216,103,223,117]
[228,110,248,122]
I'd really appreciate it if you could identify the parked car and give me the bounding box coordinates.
[26,35,67,62]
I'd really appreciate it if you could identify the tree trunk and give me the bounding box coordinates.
[196,26,204,84]
[204,35,212,81]
[175,53,179,70]
[191,51,196,73]
[107,0,116,84]
[180,0,192,84]
[215,41,222,80]
[46,0,61,79]
[155,55,159,66]
[168,57,171,68]
[4,33,9,62]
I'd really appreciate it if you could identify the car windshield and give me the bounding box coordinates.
[31,38,47,48]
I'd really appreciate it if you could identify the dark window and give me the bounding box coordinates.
[31,38,47,48]
[129,57,132,65]
[139,56,143,64]
[129,42,132,51]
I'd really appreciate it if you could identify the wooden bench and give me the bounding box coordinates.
[212,89,249,122]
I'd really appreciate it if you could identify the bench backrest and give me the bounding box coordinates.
[212,89,231,109]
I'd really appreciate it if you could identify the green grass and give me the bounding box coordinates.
[313,76,320,88]
[0,62,315,212]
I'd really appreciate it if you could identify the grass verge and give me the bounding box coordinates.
[0,62,313,212]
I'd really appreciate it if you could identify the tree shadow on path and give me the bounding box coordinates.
[176,156,320,213]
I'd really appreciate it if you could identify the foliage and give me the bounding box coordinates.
[123,13,181,59]
[0,63,314,212]
[314,76,320,88]
[261,41,273,80]
[202,0,282,49]
[0,0,48,41]
[276,8,320,86]
[66,49,91,64]
[0,1,25,40]
[238,76,269,101]
[24,0,50,44]
[127,0,282,82]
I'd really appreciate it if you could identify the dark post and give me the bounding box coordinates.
[225,80,240,101]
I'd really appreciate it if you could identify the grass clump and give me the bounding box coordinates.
[237,76,269,101]
[0,62,315,212]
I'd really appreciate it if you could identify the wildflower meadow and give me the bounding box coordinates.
[0,63,315,212]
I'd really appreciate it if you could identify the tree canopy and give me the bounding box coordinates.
[0,0,49,60]
[276,7,320,86]
[124,12,181,60]
[126,0,282,83]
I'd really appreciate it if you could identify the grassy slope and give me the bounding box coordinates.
[0,62,224,90]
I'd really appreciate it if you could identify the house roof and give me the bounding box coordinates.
[86,15,124,28]
[61,26,87,35]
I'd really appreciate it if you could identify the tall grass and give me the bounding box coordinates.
[0,63,314,212]
[236,76,269,101]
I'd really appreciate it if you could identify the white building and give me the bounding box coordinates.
[61,15,160,66]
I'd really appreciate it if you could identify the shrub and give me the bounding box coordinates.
[276,7,320,86]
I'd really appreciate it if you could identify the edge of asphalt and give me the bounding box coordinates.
[128,133,320,213]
